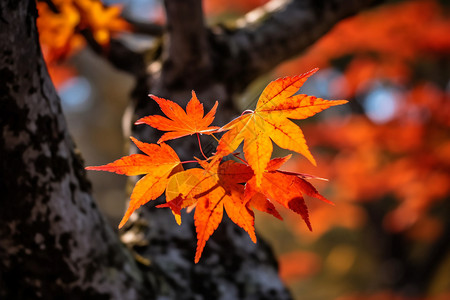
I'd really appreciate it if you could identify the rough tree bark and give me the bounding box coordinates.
[0,0,381,299]
[0,1,155,299]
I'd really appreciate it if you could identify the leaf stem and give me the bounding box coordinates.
[197,133,208,160]
[210,133,220,143]
[277,170,328,181]
[232,153,248,165]
[181,160,198,164]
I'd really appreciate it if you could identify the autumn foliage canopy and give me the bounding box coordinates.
[86,69,347,262]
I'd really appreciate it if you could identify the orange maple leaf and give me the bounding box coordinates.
[136,91,220,143]
[86,137,181,228]
[159,158,257,262]
[216,68,348,186]
[76,0,130,45]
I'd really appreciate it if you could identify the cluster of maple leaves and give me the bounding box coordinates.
[37,0,129,61]
[87,68,347,262]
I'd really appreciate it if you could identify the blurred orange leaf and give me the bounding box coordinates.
[37,0,130,61]
[279,251,321,283]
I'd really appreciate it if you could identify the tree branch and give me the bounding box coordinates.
[125,18,164,36]
[210,0,383,92]
[81,29,147,76]
[161,0,212,88]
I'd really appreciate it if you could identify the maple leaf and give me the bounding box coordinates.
[76,0,130,45]
[246,191,283,220]
[86,137,181,228]
[159,158,257,263]
[136,91,220,143]
[216,68,348,186]
[244,155,333,231]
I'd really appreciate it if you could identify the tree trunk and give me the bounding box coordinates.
[0,1,153,299]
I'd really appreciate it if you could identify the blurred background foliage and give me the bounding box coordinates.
[37,0,450,299]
